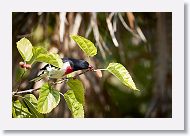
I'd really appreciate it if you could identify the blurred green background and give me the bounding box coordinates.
[12,12,172,118]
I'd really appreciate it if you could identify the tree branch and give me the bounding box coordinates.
[12,87,40,96]
[12,69,96,96]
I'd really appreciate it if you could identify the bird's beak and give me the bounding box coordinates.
[88,65,94,71]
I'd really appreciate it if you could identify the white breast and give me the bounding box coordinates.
[63,62,71,71]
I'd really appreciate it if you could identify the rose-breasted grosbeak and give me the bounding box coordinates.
[31,58,93,82]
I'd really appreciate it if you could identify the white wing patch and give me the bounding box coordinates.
[46,62,71,79]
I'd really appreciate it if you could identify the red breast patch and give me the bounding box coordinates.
[64,66,73,75]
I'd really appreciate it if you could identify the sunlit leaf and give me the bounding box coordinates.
[67,78,85,106]
[107,63,139,91]
[29,46,48,64]
[16,37,33,61]
[24,94,38,106]
[12,100,32,118]
[36,53,63,68]
[23,94,44,118]
[64,90,84,118]
[70,35,97,57]
[32,46,48,58]
[37,83,60,114]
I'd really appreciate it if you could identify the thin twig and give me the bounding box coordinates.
[51,78,69,85]
[12,88,40,96]
[74,69,90,77]
[16,33,33,39]
[52,69,91,85]
[59,92,65,97]
[93,69,107,71]
[13,69,92,96]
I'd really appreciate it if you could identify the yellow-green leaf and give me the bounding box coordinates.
[29,46,48,64]
[37,83,60,114]
[16,37,33,61]
[70,35,97,57]
[67,79,85,106]
[36,53,63,68]
[32,46,48,58]
[107,63,139,91]
[64,90,84,118]
[12,100,32,118]
[23,94,44,118]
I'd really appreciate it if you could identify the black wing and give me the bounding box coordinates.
[40,58,89,71]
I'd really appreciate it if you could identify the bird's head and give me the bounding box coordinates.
[63,58,93,75]
[72,59,91,71]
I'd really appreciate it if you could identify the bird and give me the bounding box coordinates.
[30,58,93,82]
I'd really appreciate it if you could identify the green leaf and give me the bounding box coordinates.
[67,79,85,106]
[24,94,38,106]
[23,94,44,118]
[107,63,139,91]
[70,35,97,57]
[36,53,63,68]
[37,83,60,114]
[64,90,84,118]
[16,37,33,61]
[29,46,48,64]
[12,100,32,118]
[32,46,48,59]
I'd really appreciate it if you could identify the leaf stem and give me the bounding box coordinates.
[59,92,65,98]
[93,68,107,71]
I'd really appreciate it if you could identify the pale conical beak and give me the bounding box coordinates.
[88,65,94,71]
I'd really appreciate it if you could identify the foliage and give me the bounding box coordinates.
[70,35,97,57]
[12,100,32,118]
[37,83,60,114]
[107,63,139,91]
[17,39,63,68]
[13,36,139,118]
[67,78,85,106]
[23,94,44,118]
[35,52,64,68]
[64,90,84,118]
[16,38,33,62]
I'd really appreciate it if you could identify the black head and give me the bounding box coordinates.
[63,58,90,71]
[74,60,89,71]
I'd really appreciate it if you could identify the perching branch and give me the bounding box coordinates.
[53,69,91,84]
[12,87,40,95]
[13,69,93,95]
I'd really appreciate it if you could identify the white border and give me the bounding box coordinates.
[0,0,184,130]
